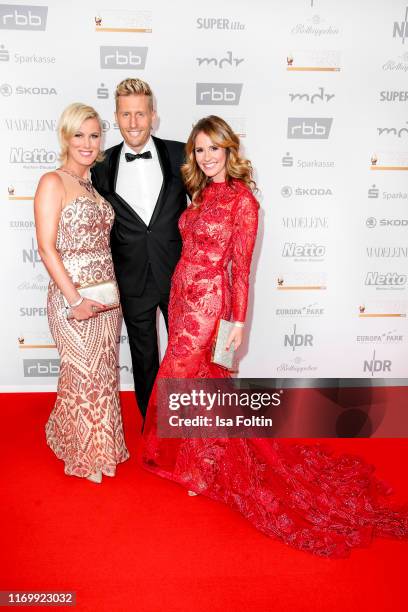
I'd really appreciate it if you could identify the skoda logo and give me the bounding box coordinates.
[281,185,293,198]
[366,217,377,228]
[0,83,12,96]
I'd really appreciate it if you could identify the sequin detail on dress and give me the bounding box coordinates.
[142,179,408,558]
[46,174,129,477]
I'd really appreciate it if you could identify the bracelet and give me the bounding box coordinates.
[68,296,84,309]
[234,321,245,328]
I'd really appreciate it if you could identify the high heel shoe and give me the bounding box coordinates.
[86,470,102,484]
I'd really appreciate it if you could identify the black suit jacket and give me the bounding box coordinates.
[91,136,187,297]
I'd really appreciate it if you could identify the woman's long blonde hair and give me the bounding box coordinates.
[181,115,256,205]
[57,102,104,165]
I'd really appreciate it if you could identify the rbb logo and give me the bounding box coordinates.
[100,46,148,70]
[287,117,333,139]
[284,325,313,351]
[0,5,48,30]
[363,351,392,376]
[196,83,243,105]
[23,359,60,377]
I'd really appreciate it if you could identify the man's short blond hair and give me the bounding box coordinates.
[115,78,154,110]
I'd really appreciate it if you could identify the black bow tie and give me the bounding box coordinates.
[125,151,152,162]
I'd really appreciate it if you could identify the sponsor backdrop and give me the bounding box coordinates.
[1,0,407,391]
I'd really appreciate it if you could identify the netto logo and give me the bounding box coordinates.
[22,237,41,268]
[196,83,242,105]
[282,243,326,258]
[393,6,408,44]
[0,43,9,61]
[0,4,47,30]
[287,117,333,139]
[196,51,244,68]
[365,272,407,287]
[196,17,245,30]
[368,184,379,198]
[363,350,391,376]
[10,147,57,163]
[23,359,59,377]
[284,324,313,351]
[100,46,148,70]
[289,87,335,103]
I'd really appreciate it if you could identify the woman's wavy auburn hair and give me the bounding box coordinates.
[57,102,104,165]
[181,115,256,205]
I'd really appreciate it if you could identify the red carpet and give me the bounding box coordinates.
[1,391,407,611]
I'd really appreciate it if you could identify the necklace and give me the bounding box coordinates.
[60,167,96,197]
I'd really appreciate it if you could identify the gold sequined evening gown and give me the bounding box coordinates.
[45,169,129,477]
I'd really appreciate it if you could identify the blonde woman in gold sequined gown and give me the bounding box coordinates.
[34,103,129,483]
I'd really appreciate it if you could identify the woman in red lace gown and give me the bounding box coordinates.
[142,116,408,558]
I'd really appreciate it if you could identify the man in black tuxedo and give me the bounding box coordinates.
[91,78,187,420]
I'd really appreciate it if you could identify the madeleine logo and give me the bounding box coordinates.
[0,4,47,30]
[287,117,332,139]
[95,9,152,33]
[100,46,148,70]
[196,83,243,105]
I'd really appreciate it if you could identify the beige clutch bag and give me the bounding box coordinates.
[63,280,120,318]
[211,319,235,370]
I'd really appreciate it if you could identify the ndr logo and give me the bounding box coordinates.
[22,238,41,268]
[196,83,242,105]
[363,350,391,376]
[100,46,148,69]
[287,117,332,139]
[23,359,59,377]
[284,324,313,351]
[0,4,47,30]
[393,6,408,44]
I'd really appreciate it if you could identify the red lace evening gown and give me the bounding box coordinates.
[142,179,408,558]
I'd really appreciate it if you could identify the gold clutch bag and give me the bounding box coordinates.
[63,280,120,318]
[211,319,235,370]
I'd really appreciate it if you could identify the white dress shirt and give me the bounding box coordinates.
[115,137,163,226]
